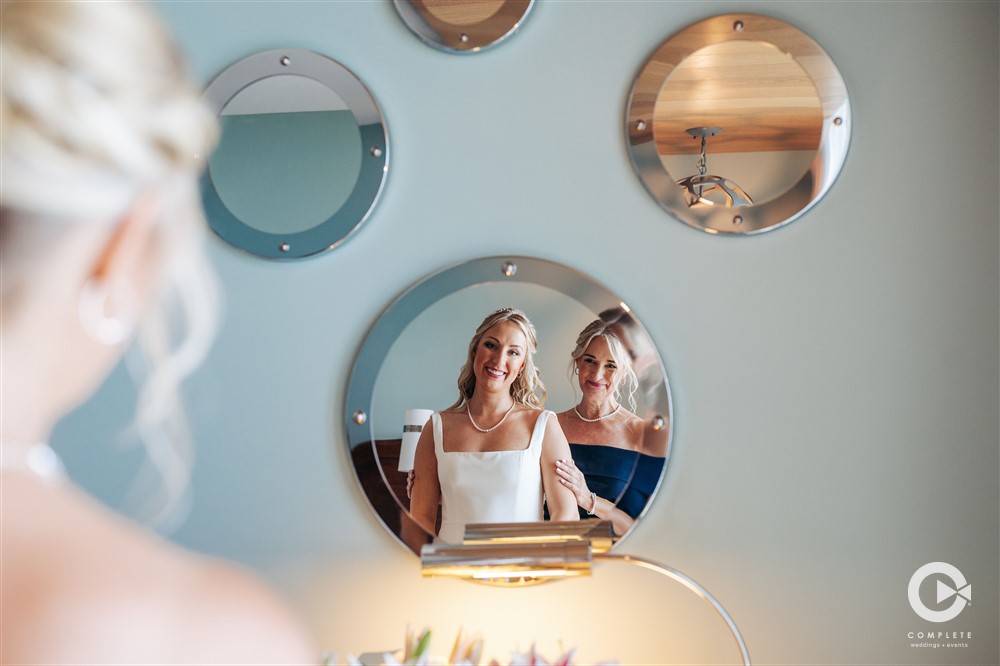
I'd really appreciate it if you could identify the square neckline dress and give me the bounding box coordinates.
[432,409,552,544]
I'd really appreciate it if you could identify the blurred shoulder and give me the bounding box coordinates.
[179,557,318,663]
[1,479,316,663]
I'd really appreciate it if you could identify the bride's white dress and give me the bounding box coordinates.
[432,410,551,544]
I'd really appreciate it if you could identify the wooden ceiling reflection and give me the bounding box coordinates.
[655,41,823,155]
[411,0,530,46]
[421,0,505,25]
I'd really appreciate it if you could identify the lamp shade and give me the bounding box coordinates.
[398,408,433,472]
[463,520,617,554]
[421,541,593,584]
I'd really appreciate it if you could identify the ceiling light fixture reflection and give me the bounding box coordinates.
[676,126,753,208]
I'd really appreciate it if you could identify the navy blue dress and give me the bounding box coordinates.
[568,443,664,520]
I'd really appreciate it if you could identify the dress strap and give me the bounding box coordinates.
[431,412,444,454]
[527,410,552,452]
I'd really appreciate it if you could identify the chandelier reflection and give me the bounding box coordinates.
[676,126,753,208]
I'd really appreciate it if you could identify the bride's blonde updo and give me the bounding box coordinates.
[0,0,215,219]
[1,0,219,529]
[448,307,547,411]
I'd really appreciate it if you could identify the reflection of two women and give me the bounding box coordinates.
[409,308,580,543]
[410,308,666,543]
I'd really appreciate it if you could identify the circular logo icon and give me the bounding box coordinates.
[908,562,971,622]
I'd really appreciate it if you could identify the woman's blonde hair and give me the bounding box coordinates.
[448,307,546,410]
[569,319,639,413]
[0,0,219,530]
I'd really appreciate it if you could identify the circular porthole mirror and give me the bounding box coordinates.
[626,14,851,235]
[201,49,388,259]
[393,0,535,53]
[344,257,673,555]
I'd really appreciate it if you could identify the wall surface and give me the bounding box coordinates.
[54,1,999,664]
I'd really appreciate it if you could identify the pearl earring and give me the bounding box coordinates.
[78,277,137,346]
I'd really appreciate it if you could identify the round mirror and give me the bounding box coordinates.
[345,257,673,555]
[393,0,535,53]
[201,49,388,259]
[626,14,850,235]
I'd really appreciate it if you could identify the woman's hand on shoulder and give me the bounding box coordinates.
[554,457,592,510]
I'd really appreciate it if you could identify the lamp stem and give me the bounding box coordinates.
[698,135,708,177]
[594,553,751,666]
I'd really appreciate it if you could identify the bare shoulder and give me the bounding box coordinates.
[618,411,652,451]
[624,412,647,431]
[1,480,316,663]
[637,414,669,457]
[506,404,542,426]
[180,558,318,663]
[525,406,560,430]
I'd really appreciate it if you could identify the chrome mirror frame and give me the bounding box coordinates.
[344,256,673,554]
[201,48,388,259]
[626,14,851,235]
[393,0,535,54]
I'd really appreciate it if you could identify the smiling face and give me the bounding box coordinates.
[576,335,620,401]
[473,320,528,395]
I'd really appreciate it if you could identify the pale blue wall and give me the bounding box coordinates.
[54,1,998,663]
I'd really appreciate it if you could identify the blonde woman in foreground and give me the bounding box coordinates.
[0,1,316,662]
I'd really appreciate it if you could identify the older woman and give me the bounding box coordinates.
[554,320,667,536]
[409,308,579,544]
[0,1,314,661]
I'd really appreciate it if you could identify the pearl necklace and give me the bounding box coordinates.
[467,403,516,433]
[0,441,67,483]
[573,404,620,423]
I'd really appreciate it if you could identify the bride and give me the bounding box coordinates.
[0,1,314,661]
[409,308,579,543]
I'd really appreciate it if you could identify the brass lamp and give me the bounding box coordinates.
[461,519,617,554]
[421,541,592,584]
[420,521,751,665]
